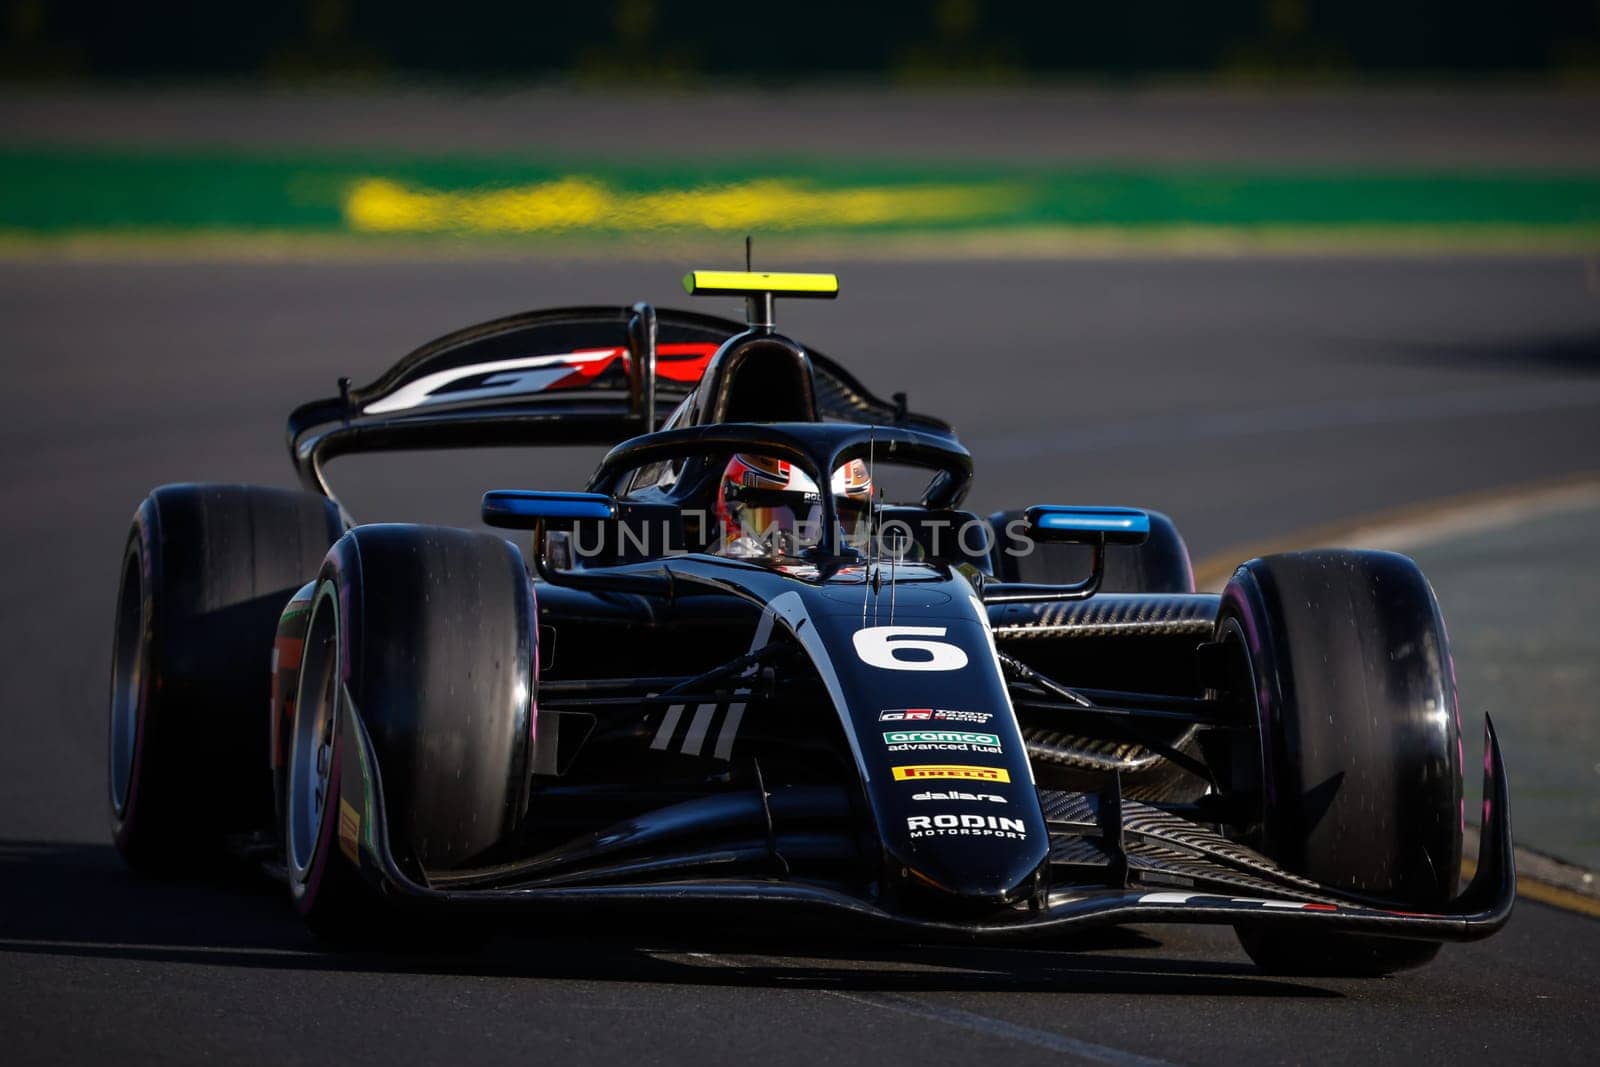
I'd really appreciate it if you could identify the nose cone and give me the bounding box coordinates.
[890,810,1050,907]
[777,577,1052,912]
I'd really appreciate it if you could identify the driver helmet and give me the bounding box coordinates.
[716,454,872,558]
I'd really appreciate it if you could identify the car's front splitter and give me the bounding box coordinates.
[337,705,1514,946]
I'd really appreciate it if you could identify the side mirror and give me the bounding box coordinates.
[983,506,1151,605]
[482,490,674,598]
[482,490,615,529]
[1024,505,1150,546]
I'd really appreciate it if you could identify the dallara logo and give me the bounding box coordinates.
[911,790,1007,804]
[892,765,1011,783]
[906,814,1028,840]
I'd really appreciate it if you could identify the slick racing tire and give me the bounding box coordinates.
[1217,551,1463,976]
[988,509,1194,592]
[285,525,535,942]
[109,484,343,874]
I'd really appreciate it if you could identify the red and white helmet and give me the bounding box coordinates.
[716,454,872,557]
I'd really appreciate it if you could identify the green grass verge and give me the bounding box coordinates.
[2,147,1598,253]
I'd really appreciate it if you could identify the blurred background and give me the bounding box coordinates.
[1,4,1599,1061]
[4,0,1600,82]
[2,0,1599,253]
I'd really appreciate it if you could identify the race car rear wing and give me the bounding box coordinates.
[285,304,951,505]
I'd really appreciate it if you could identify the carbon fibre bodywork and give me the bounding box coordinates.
[253,293,1515,951]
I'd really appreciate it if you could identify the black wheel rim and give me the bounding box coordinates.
[109,546,145,817]
[288,582,340,884]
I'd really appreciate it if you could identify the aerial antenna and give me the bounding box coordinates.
[741,234,774,330]
[888,515,899,625]
[863,427,879,625]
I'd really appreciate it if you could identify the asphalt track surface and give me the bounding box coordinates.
[2,256,1599,1064]
[6,86,1600,167]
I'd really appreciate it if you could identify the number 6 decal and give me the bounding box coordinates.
[852,626,969,672]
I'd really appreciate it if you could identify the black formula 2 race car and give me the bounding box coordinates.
[107,268,1514,975]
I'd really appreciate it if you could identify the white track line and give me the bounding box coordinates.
[678,952,1184,1067]
[824,989,1185,1067]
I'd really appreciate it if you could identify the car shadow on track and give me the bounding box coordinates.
[1361,329,1600,376]
[0,839,1341,1000]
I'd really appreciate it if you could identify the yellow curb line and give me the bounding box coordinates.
[1191,470,1600,591]
[1461,857,1600,919]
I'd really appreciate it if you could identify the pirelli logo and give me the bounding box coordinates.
[892,764,1011,783]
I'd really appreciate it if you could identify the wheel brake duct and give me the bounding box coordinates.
[999,651,1219,784]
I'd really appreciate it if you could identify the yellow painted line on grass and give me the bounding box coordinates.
[343,176,1021,234]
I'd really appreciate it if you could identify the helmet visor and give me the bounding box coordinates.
[724,486,822,556]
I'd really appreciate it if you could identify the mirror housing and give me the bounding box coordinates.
[483,490,674,597]
[1024,505,1150,546]
[982,506,1151,605]
[482,490,615,529]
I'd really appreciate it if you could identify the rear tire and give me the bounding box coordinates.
[989,508,1193,592]
[109,485,342,873]
[1217,550,1463,976]
[286,525,536,944]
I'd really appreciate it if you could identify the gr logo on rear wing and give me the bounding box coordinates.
[361,343,714,416]
[286,305,726,502]
[286,304,938,508]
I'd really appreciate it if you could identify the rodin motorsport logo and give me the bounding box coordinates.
[882,730,1002,755]
[906,814,1028,840]
[892,765,1011,783]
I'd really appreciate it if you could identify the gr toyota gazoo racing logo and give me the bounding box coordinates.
[906,814,1028,840]
[878,708,994,724]
[881,708,934,722]
[882,730,1002,755]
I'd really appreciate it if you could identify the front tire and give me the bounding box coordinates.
[1217,550,1463,975]
[286,525,536,942]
